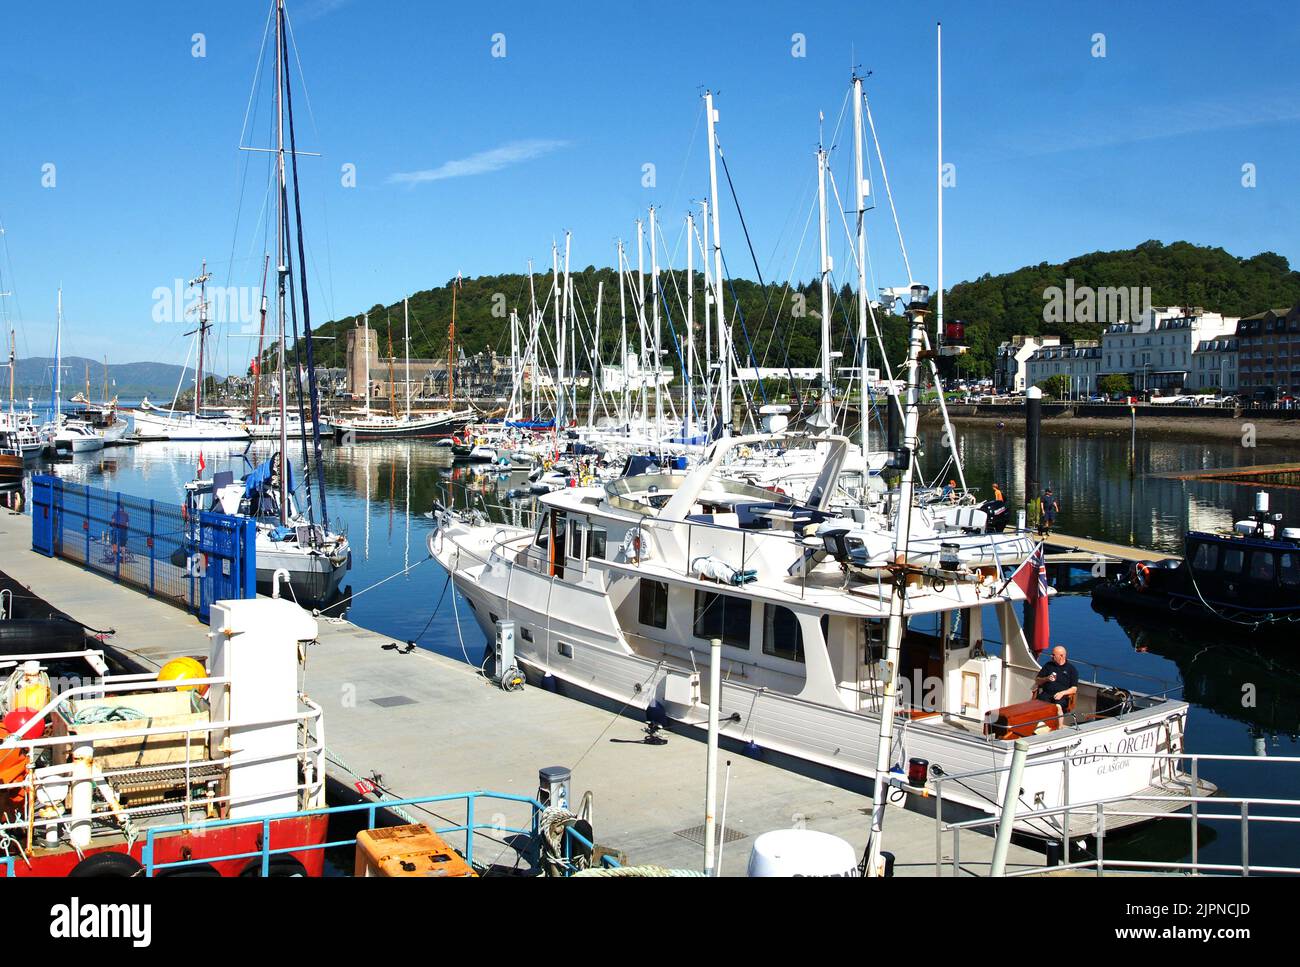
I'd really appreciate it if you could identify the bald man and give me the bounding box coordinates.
[1033,645,1079,715]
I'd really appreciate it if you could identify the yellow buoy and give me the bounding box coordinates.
[158,657,208,696]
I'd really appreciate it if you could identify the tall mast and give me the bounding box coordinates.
[527,260,537,421]
[509,307,519,421]
[635,219,646,425]
[866,285,930,876]
[8,329,15,418]
[705,91,729,436]
[551,242,561,426]
[275,0,289,524]
[649,206,661,438]
[685,212,695,439]
[449,275,459,411]
[700,199,712,438]
[189,258,212,417]
[588,280,603,428]
[562,234,572,424]
[817,139,834,429]
[617,241,628,426]
[853,75,870,456]
[936,22,944,355]
[404,297,411,419]
[251,253,270,424]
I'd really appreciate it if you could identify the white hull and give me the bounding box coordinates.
[130,409,252,441]
[433,520,1201,838]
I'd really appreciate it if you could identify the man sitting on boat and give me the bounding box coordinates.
[1032,645,1079,716]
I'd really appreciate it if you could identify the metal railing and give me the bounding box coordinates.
[929,750,1300,876]
[29,474,255,622]
[140,790,618,877]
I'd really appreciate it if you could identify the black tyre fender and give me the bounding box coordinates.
[0,619,86,653]
[69,851,143,877]
[155,861,222,878]
[239,855,309,877]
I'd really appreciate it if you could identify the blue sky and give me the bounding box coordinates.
[1,0,1296,371]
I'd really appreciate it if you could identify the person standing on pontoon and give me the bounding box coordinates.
[1039,487,1060,536]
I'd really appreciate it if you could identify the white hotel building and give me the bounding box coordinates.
[1099,307,1238,394]
[1023,341,1104,396]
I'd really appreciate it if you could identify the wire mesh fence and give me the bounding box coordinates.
[31,474,254,621]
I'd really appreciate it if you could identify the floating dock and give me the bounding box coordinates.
[1045,533,1179,564]
[0,505,1043,876]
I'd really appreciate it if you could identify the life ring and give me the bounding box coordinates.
[623,527,649,562]
[1133,562,1151,591]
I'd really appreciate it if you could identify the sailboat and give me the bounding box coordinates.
[178,0,349,607]
[128,261,251,442]
[330,297,473,441]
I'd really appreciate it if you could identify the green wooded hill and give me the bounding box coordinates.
[285,240,1300,381]
[942,240,1300,376]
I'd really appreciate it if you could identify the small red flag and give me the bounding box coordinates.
[197,451,206,475]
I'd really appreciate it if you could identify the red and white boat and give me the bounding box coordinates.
[0,596,329,877]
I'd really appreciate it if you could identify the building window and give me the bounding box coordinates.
[638,580,669,628]
[693,591,752,650]
[762,605,806,663]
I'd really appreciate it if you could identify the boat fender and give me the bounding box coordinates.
[239,855,308,877]
[69,851,143,877]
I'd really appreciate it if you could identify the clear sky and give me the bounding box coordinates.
[1,0,1296,371]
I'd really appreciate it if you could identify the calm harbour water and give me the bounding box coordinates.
[23,423,1300,867]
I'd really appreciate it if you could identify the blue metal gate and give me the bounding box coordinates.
[30,474,256,623]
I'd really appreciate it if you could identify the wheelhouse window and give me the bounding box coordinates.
[1190,542,1218,573]
[1222,547,1245,574]
[638,580,668,629]
[1249,551,1275,583]
[587,526,607,561]
[1281,553,1300,588]
[693,591,751,650]
[762,604,805,663]
[567,517,585,562]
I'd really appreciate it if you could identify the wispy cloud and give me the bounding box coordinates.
[388,139,569,186]
[293,0,353,24]
[1018,96,1300,158]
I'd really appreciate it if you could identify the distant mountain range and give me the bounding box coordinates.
[7,357,199,402]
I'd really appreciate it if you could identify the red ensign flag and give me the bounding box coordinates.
[1010,543,1051,655]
